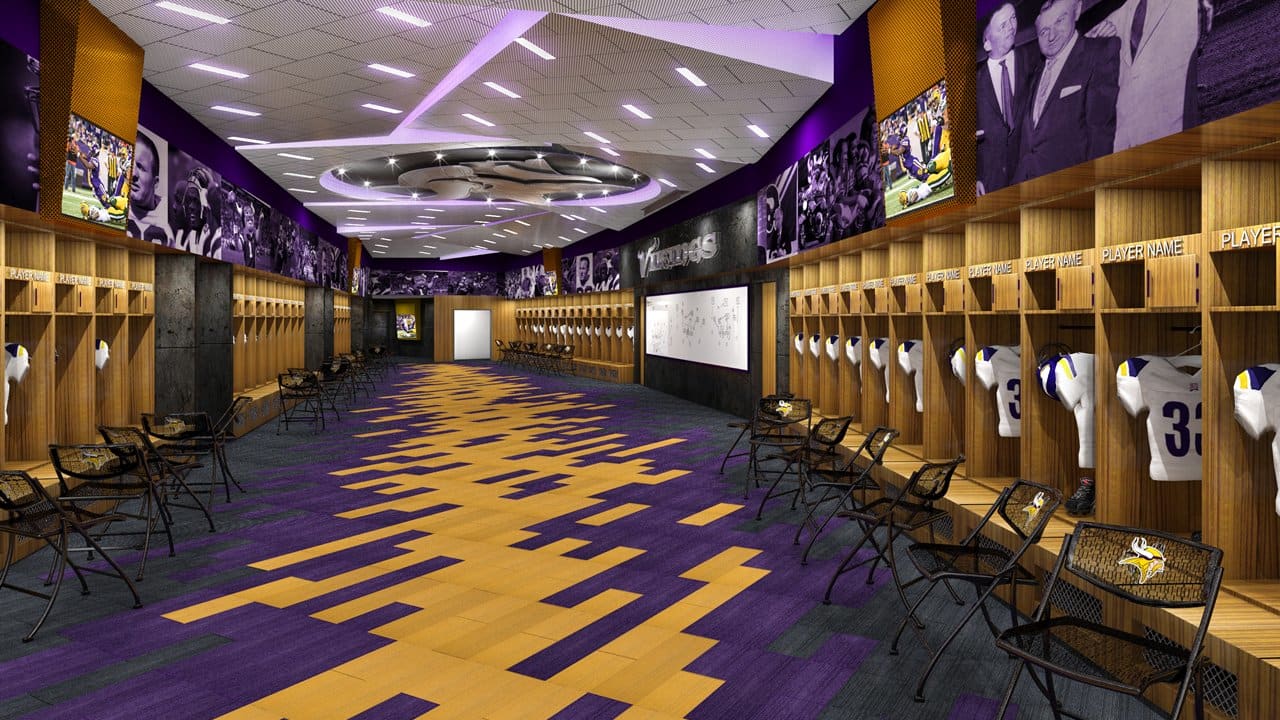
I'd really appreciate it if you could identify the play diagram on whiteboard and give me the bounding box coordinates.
[645,286,748,371]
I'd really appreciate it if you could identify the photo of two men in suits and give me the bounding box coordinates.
[976,0,1211,195]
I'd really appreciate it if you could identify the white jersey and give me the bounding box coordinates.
[1116,355,1203,481]
[845,336,862,365]
[825,335,840,362]
[950,346,966,385]
[794,333,805,355]
[1039,352,1096,469]
[1233,363,1280,516]
[897,339,924,412]
[870,337,892,402]
[809,334,821,358]
[974,345,1021,437]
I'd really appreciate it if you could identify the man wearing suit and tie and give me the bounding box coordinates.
[1013,0,1120,183]
[1085,0,1204,152]
[976,2,1040,195]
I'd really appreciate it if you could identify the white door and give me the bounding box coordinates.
[453,309,492,360]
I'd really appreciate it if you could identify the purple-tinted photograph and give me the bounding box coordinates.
[505,264,558,299]
[320,241,347,290]
[129,125,169,246]
[220,182,267,268]
[448,271,498,296]
[0,40,37,215]
[266,212,298,276]
[167,145,222,257]
[287,228,319,284]
[352,266,369,296]
[593,249,621,291]
[759,163,798,262]
[561,252,602,294]
[370,269,449,296]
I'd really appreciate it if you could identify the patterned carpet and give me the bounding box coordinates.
[0,362,1160,719]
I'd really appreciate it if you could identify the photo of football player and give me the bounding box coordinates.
[127,127,170,246]
[62,114,133,229]
[879,79,954,218]
[167,148,222,257]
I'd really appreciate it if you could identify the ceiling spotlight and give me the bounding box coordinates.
[211,105,260,117]
[583,131,610,144]
[487,148,496,156]
[747,124,770,138]
[278,152,314,161]
[155,2,229,24]
[622,104,652,119]
[368,63,415,78]
[336,167,346,175]
[696,162,715,173]
[411,192,419,199]
[228,136,269,145]
[694,148,716,159]
[632,173,639,180]
[579,158,587,165]
[535,153,544,160]
[602,189,610,196]
[485,197,493,203]
[514,37,555,60]
[464,113,495,127]
[576,193,583,199]
[362,102,402,114]
[611,165,620,173]
[362,180,371,187]
[435,153,445,160]
[190,62,248,79]
[387,157,397,165]
[377,6,431,27]
[483,81,521,98]
[676,67,707,87]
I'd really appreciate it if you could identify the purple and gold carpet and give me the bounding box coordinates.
[0,363,1140,719]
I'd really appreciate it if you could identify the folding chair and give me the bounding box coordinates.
[278,370,326,432]
[0,470,143,641]
[818,456,963,623]
[290,367,341,424]
[744,397,812,499]
[718,392,794,475]
[793,425,899,564]
[208,395,252,497]
[49,444,173,582]
[141,411,237,506]
[756,415,853,520]
[995,523,1223,720]
[891,478,1061,701]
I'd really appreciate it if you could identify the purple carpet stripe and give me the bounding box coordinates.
[474,468,538,485]
[350,693,438,719]
[948,693,1018,719]
[547,693,629,719]
[501,473,571,499]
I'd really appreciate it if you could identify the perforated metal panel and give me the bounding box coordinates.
[1144,626,1239,718]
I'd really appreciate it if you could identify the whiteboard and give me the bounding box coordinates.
[645,286,748,371]
[453,309,492,360]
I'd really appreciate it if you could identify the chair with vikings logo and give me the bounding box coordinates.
[994,522,1223,720]
[891,478,1061,701]
[744,396,812,499]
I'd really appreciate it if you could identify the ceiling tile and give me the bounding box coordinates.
[168,24,275,55]
[257,29,355,60]
[232,0,342,37]
[278,53,368,80]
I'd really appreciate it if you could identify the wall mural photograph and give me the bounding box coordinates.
[129,126,168,245]
[0,38,38,215]
[167,145,223,257]
[503,264,557,299]
[63,114,133,230]
[880,79,952,217]
[220,183,268,268]
[371,269,449,296]
[561,249,622,294]
[758,106,882,261]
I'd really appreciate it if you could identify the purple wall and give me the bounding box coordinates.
[370,15,875,273]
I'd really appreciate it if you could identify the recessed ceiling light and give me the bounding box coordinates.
[289,188,318,193]
[371,249,386,254]
[484,81,521,98]
[362,180,371,187]
[411,192,419,199]
[277,152,313,161]
[337,167,346,175]
[379,237,392,241]
[513,37,554,60]
[515,220,531,227]
[464,113,495,127]
[589,207,606,213]
[485,214,501,218]
[190,62,247,79]
[418,250,430,254]
[560,213,573,219]
[600,147,620,157]
[387,157,397,165]
[417,215,436,220]
[422,244,436,248]
[373,243,388,248]
[348,208,369,213]
[622,104,651,120]
[368,63,415,78]
[283,172,314,179]
[471,245,487,250]
[345,221,365,225]
[155,2,229,24]
[658,178,676,188]
[228,136,269,145]
[432,234,446,239]
[558,236,571,242]
[576,193,583,199]
[411,221,432,226]
[694,148,716,159]
[362,102,402,114]
[632,173,639,180]
[377,6,431,27]
[584,131,610,144]
[574,227,588,234]
[424,208,444,212]
[504,229,518,235]
[747,124,769,138]
[579,157,587,165]
[497,206,513,211]
[570,214,586,221]
[211,105,260,117]
[696,162,715,173]
[676,67,707,87]
[484,238,498,244]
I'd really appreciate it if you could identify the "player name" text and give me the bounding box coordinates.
[1025,252,1085,272]
[968,261,1014,278]
[1100,237,1187,263]
[925,269,962,282]
[1220,223,1280,250]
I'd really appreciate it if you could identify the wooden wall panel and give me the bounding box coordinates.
[761,281,777,396]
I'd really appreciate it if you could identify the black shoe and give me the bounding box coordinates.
[1066,477,1094,516]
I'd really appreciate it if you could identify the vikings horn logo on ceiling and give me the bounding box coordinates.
[324,147,651,205]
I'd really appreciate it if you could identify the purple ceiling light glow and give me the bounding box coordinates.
[395,10,547,133]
